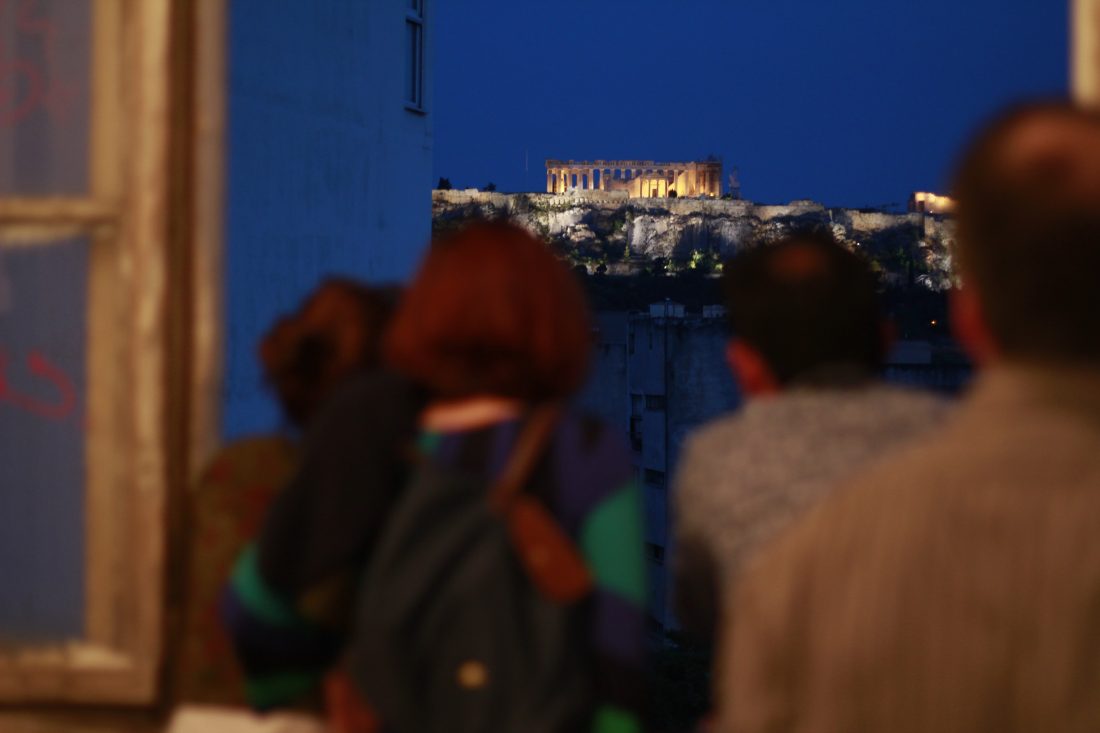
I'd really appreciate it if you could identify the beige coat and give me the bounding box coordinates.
[718,363,1100,733]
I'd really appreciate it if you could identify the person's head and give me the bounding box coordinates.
[722,230,886,395]
[386,220,592,402]
[950,101,1100,367]
[260,278,396,426]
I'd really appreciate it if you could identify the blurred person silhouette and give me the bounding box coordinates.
[673,230,948,642]
[718,101,1100,732]
[176,278,402,707]
[343,221,647,733]
[218,276,427,717]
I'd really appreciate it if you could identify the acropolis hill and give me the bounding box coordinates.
[432,190,957,291]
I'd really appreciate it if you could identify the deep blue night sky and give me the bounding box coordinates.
[433,1,1068,208]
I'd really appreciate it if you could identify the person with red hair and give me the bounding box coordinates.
[385,220,593,402]
[351,221,647,733]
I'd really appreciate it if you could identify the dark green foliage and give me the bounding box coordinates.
[857,223,925,287]
[436,177,452,190]
[483,182,497,192]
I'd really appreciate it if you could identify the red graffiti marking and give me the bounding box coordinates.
[0,58,43,127]
[0,346,78,424]
[0,0,80,128]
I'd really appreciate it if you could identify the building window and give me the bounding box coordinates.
[629,415,643,451]
[405,0,425,111]
[645,394,666,411]
[644,468,666,486]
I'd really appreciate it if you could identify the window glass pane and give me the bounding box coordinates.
[405,20,420,106]
[0,234,88,643]
[0,0,92,195]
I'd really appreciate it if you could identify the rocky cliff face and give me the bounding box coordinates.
[433,190,957,290]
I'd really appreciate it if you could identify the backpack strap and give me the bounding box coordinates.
[487,405,594,604]
[487,404,562,514]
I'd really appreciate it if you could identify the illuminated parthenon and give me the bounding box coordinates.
[546,159,722,198]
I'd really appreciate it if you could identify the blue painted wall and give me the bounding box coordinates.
[223,1,433,438]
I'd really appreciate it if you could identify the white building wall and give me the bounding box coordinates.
[223,0,434,438]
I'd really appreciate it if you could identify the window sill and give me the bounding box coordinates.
[404,103,427,116]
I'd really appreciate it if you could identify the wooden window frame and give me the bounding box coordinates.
[1075,0,1100,103]
[0,0,224,709]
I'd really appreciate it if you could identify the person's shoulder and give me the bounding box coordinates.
[553,409,634,494]
[781,423,952,555]
[683,409,753,457]
[863,383,954,421]
[558,409,629,464]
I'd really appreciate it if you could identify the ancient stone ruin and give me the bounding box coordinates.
[546,159,723,198]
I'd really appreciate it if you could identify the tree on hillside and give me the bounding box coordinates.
[483,182,497,192]
[436,177,452,190]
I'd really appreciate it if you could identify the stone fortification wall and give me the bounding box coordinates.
[433,191,957,290]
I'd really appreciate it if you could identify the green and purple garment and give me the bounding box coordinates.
[223,372,423,708]
[224,404,647,733]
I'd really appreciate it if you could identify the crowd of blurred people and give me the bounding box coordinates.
[171,99,1100,733]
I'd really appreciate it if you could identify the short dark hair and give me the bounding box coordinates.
[952,100,1100,363]
[385,221,592,401]
[260,278,395,426]
[722,230,884,384]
